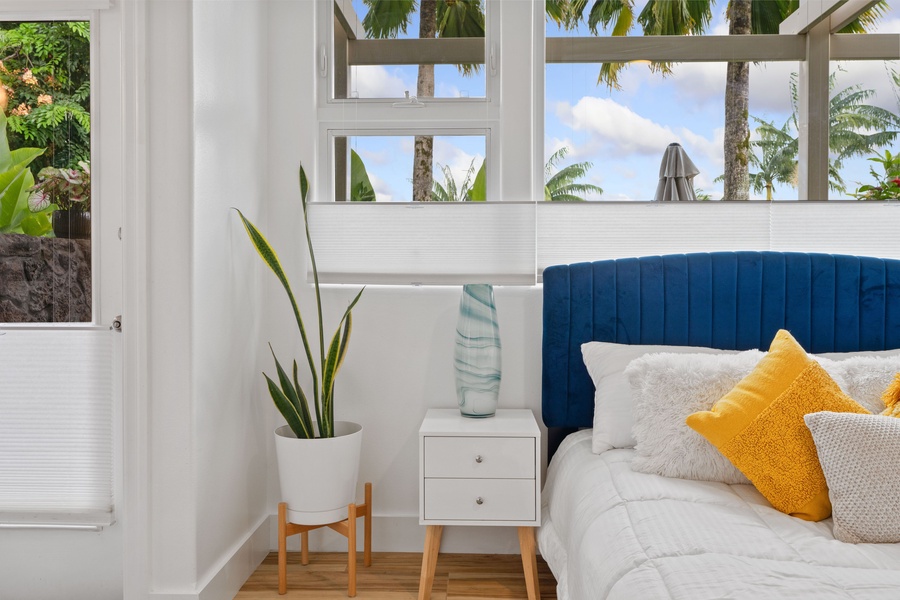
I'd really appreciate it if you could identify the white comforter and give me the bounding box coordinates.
[538,430,900,600]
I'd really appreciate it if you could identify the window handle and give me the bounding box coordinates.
[490,43,497,76]
[319,45,327,78]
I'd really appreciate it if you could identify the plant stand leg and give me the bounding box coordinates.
[417,524,443,600]
[279,483,373,597]
[348,502,358,597]
[278,502,288,595]
[364,482,372,567]
[518,526,541,600]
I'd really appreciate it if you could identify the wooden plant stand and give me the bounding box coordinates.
[278,482,372,597]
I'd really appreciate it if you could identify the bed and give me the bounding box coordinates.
[538,251,900,600]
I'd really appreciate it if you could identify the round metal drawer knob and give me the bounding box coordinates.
[475,455,483,464]
[476,497,484,505]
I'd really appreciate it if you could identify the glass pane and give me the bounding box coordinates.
[545,61,799,201]
[826,60,900,200]
[0,21,92,323]
[334,0,486,99]
[332,134,486,202]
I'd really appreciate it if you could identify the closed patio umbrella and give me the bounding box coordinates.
[654,142,700,201]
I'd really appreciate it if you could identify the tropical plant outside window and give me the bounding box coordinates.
[0,21,92,323]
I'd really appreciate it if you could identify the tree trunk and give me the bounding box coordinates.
[723,0,751,200]
[413,0,437,202]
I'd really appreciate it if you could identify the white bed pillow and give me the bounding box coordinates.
[805,411,900,543]
[625,350,764,484]
[814,352,900,414]
[581,342,739,453]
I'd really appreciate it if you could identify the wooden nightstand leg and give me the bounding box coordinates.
[417,524,443,600]
[518,526,541,600]
[278,502,288,595]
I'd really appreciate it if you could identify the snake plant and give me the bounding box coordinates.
[235,166,363,439]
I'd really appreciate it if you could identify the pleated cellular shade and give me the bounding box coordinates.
[537,202,770,270]
[538,201,900,275]
[307,202,536,285]
[0,330,116,525]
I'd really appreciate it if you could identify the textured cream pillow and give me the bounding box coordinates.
[581,342,738,453]
[805,411,900,543]
[626,350,763,483]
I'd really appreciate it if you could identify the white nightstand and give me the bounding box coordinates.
[417,408,541,600]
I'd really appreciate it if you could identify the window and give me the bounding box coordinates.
[0,20,93,323]
[311,1,900,283]
[545,1,900,202]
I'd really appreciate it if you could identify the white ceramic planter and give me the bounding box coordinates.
[274,421,363,525]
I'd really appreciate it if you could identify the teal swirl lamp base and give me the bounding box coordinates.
[454,284,501,418]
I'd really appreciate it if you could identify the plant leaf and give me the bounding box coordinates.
[264,373,311,439]
[271,346,312,439]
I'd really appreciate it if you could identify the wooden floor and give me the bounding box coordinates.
[236,552,558,599]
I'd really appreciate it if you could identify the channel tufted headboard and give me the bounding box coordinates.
[541,251,900,444]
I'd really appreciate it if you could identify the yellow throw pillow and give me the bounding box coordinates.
[686,329,870,521]
[881,372,900,418]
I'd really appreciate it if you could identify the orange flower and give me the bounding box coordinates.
[37,94,52,105]
[11,102,30,116]
[21,69,37,86]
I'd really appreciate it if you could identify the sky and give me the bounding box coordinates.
[343,0,900,201]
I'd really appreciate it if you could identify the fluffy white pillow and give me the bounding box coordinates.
[805,411,900,543]
[625,350,764,484]
[815,352,900,414]
[581,342,739,453]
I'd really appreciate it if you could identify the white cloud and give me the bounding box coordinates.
[555,96,681,156]
[350,66,412,99]
[368,172,395,203]
[679,126,725,171]
[358,148,393,166]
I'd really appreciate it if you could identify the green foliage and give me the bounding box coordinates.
[0,112,52,235]
[350,149,376,201]
[544,146,603,201]
[0,21,91,171]
[850,150,900,200]
[235,166,364,439]
[748,117,797,200]
[467,160,486,201]
[432,159,481,202]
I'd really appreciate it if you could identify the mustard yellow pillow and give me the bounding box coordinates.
[881,372,900,418]
[685,329,869,521]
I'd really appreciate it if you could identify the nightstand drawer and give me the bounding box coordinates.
[424,436,534,479]
[423,478,535,522]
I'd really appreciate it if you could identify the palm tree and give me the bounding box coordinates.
[561,0,884,200]
[432,159,479,202]
[748,117,796,200]
[748,73,900,195]
[544,146,603,201]
[362,0,485,202]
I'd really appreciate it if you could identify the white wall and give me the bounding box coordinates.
[141,0,272,597]
[192,0,271,591]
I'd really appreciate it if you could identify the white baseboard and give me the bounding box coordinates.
[267,514,524,554]
[198,515,270,600]
[150,515,270,600]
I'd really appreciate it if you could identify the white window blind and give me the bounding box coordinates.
[537,201,900,275]
[308,202,536,285]
[0,329,116,526]
[0,0,111,11]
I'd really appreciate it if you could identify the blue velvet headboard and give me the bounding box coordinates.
[542,251,900,431]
